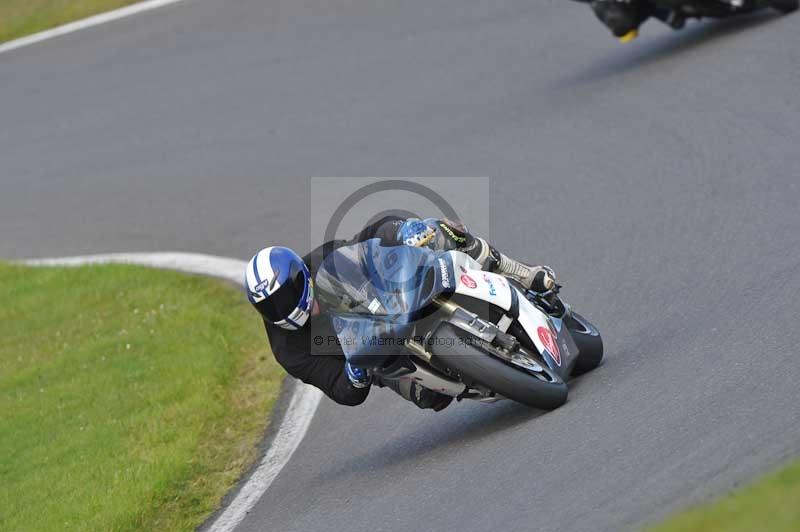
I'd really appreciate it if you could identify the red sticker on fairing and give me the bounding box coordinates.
[460,274,477,289]
[537,326,561,366]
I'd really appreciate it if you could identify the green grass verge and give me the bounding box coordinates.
[0,0,143,44]
[0,262,282,532]
[648,459,800,532]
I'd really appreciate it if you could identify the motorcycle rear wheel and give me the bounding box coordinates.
[565,311,604,377]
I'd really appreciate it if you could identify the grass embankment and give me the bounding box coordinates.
[0,0,143,44]
[0,262,282,532]
[648,459,800,532]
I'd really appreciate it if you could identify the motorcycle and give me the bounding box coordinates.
[315,239,603,410]
[579,0,798,43]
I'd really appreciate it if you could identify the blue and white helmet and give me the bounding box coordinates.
[245,247,314,330]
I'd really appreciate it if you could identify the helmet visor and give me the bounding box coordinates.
[256,266,307,323]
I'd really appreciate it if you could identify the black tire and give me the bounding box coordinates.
[428,322,568,410]
[770,0,798,14]
[566,312,604,377]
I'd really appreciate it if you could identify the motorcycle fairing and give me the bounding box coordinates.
[317,239,456,367]
[449,252,578,379]
[317,239,578,378]
[450,254,514,311]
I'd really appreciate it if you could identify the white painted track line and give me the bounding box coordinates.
[207,382,323,532]
[27,252,247,284]
[0,0,188,55]
[24,252,324,532]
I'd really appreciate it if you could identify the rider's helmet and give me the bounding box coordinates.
[245,247,314,330]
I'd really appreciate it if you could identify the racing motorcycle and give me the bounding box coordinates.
[315,239,603,410]
[579,0,798,43]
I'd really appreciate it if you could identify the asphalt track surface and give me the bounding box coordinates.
[2,1,800,531]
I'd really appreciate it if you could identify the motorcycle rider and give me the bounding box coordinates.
[584,0,797,41]
[245,216,556,411]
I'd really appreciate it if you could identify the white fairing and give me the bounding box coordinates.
[516,297,561,366]
[447,251,560,367]
[448,251,513,310]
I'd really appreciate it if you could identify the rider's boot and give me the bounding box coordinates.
[376,377,453,411]
[474,238,556,292]
[345,362,372,389]
[492,251,556,292]
[589,0,649,38]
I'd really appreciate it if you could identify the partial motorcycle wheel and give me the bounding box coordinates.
[565,311,604,377]
[771,0,799,13]
[429,322,568,410]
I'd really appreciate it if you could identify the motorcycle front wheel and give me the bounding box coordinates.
[429,322,568,410]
